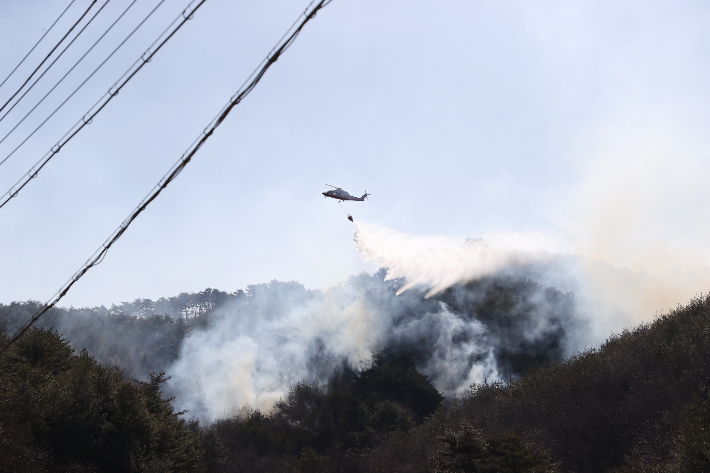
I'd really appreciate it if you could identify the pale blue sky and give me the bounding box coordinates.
[0,0,709,307]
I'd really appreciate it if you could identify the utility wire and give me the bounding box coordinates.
[0,0,203,210]
[0,0,77,91]
[0,0,167,165]
[0,0,111,127]
[0,0,146,154]
[0,0,98,115]
[0,0,332,355]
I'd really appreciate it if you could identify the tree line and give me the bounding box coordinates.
[2,277,710,471]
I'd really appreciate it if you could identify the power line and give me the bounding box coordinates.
[0,0,77,91]
[0,0,111,127]
[0,0,203,210]
[0,0,167,166]
[0,0,98,115]
[0,0,144,153]
[0,0,332,355]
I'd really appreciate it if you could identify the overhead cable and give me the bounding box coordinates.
[0,0,98,115]
[0,0,77,91]
[0,0,111,127]
[0,0,205,209]
[0,0,143,151]
[0,0,167,164]
[0,0,332,354]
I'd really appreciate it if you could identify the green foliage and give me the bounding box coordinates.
[608,391,710,473]
[0,329,209,472]
[8,279,710,473]
[433,423,486,472]
[208,349,442,469]
[436,277,574,377]
[370,400,414,433]
[291,446,330,473]
[433,424,556,473]
[479,432,557,473]
[200,429,227,473]
[426,294,710,473]
[354,348,443,421]
[305,293,710,473]
[0,302,189,381]
[674,391,710,472]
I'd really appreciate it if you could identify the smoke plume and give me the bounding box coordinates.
[354,220,710,322]
[162,190,710,421]
[353,223,559,297]
[165,269,584,420]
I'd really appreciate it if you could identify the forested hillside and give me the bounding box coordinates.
[0,288,239,381]
[0,274,579,386]
[310,294,710,473]
[0,328,218,472]
[2,277,710,472]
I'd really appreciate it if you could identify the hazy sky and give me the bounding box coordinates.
[0,0,709,308]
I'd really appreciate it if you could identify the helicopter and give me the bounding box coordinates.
[322,184,368,222]
[322,184,369,202]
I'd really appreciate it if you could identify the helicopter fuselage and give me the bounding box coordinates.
[322,188,368,202]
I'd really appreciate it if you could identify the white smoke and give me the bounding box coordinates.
[167,220,709,421]
[167,283,384,419]
[351,220,710,348]
[353,223,557,297]
[165,275,541,420]
[164,224,619,420]
[387,302,499,395]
